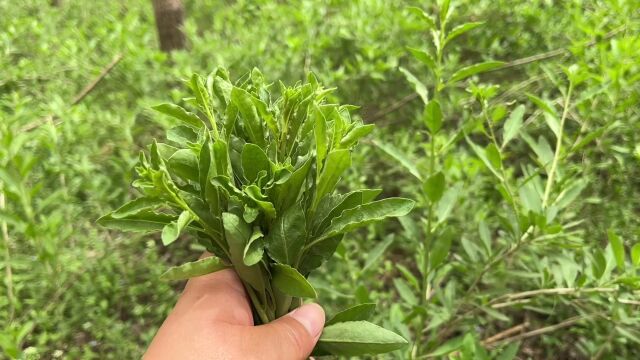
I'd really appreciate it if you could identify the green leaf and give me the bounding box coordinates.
[554,180,587,209]
[466,137,502,180]
[480,306,510,322]
[592,249,607,280]
[167,149,199,182]
[110,197,165,219]
[608,229,625,271]
[373,140,423,181]
[274,157,312,212]
[271,263,317,298]
[543,112,561,139]
[326,303,377,326]
[502,104,525,147]
[522,133,554,168]
[444,22,484,47]
[266,204,307,266]
[160,256,229,281]
[314,106,328,174]
[152,103,204,129]
[243,227,264,266]
[243,205,259,223]
[496,342,521,360]
[440,0,451,25]
[244,185,277,220]
[340,124,375,148]
[423,171,445,203]
[485,143,502,170]
[231,86,265,147]
[241,143,271,183]
[161,211,193,246]
[315,321,408,356]
[222,212,266,294]
[436,185,460,223]
[199,136,212,196]
[97,211,176,232]
[526,93,558,117]
[361,236,394,274]
[299,234,344,275]
[318,198,415,241]
[407,47,436,73]
[631,243,640,267]
[212,139,230,177]
[426,336,464,357]
[407,6,436,28]
[313,149,351,209]
[518,181,542,215]
[167,125,198,145]
[190,74,218,135]
[399,67,428,104]
[316,189,382,235]
[430,228,453,270]
[423,100,443,134]
[448,61,504,84]
[394,278,418,305]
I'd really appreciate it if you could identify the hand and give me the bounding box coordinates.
[144,266,325,360]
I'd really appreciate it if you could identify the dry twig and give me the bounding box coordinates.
[20,53,124,132]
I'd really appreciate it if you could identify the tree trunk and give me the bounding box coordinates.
[151,0,186,52]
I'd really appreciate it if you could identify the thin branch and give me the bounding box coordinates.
[492,287,617,304]
[542,83,573,208]
[71,53,123,105]
[489,314,595,346]
[371,93,418,124]
[486,25,627,73]
[491,298,531,309]
[20,53,124,132]
[505,287,617,301]
[0,191,14,321]
[482,322,529,346]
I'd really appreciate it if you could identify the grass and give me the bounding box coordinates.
[1,0,639,358]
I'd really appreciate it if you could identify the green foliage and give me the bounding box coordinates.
[100,69,413,356]
[1,0,639,358]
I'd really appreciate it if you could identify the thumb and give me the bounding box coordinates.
[247,303,325,360]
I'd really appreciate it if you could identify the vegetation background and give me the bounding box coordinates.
[1,0,638,358]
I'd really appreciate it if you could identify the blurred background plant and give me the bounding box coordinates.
[0,0,638,358]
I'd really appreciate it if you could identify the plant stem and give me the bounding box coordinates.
[414,25,445,359]
[245,285,270,324]
[542,82,573,208]
[466,225,534,294]
[488,313,594,346]
[0,191,15,321]
[494,286,617,302]
[482,105,520,224]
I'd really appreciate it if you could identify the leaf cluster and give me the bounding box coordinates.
[99,68,414,356]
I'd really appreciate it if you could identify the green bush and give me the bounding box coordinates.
[1,0,638,359]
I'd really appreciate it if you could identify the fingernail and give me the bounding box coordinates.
[288,303,325,338]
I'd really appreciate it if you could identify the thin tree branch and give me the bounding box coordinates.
[482,322,529,346]
[71,53,123,105]
[489,314,597,346]
[20,53,124,132]
[371,93,418,123]
[496,287,617,302]
[0,191,14,321]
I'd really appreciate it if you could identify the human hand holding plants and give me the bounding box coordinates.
[100,68,413,357]
[145,257,325,360]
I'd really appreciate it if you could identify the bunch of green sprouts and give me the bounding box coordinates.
[99,68,414,357]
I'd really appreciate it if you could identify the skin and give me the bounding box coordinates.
[144,267,325,360]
